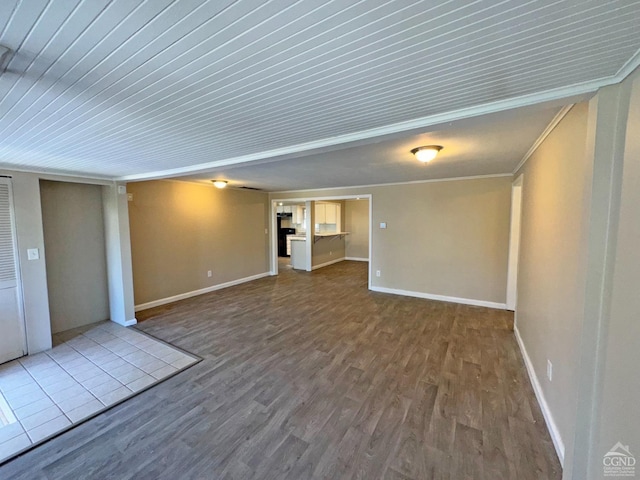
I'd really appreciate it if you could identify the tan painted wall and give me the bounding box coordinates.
[128,180,270,306]
[344,199,369,259]
[272,175,511,304]
[514,102,592,459]
[40,180,110,333]
[312,235,345,267]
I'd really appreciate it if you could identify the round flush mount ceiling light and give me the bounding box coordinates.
[411,145,443,163]
[212,180,228,188]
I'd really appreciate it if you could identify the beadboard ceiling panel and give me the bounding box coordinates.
[0,0,638,181]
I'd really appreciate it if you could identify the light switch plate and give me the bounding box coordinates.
[379,222,387,229]
[27,248,39,260]
[118,185,127,195]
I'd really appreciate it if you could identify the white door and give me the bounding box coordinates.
[0,178,27,364]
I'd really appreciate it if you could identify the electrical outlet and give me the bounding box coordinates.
[547,360,553,381]
[330,251,333,256]
[376,270,381,277]
[207,270,212,278]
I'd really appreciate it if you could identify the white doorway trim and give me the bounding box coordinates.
[270,194,373,289]
[506,174,524,311]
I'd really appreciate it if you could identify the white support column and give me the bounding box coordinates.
[563,79,633,480]
[102,183,136,326]
[305,200,313,271]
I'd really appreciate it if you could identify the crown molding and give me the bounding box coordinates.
[0,166,114,185]
[4,66,637,185]
[614,46,640,82]
[512,104,575,174]
[270,173,513,195]
[116,77,614,183]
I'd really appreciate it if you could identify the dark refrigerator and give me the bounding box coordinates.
[278,227,296,257]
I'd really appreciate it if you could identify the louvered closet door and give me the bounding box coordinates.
[0,178,26,364]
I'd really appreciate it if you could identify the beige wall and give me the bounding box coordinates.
[273,175,511,304]
[514,102,592,462]
[344,199,369,259]
[128,180,270,306]
[312,236,345,268]
[40,181,110,333]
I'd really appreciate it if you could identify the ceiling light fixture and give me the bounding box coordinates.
[0,45,12,74]
[411,145,443,163]
[212,180,228,188]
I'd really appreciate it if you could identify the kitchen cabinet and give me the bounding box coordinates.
[314,203,325,223]
[325,203,337,223]
[292,205,305,224]
[276,205,293,214]
[315,203,338,224]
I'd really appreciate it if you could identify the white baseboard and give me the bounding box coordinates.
[134,272,271,311]
[312,257,346,270]
[514,325,565,465]
[369,286,507,310]
[110,318,137,327]
[345,257,369,262]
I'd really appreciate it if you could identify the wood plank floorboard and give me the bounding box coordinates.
[0,260,561,479]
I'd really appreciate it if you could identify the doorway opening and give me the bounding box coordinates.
[275,202,306,260]
[40,180,110,336]
[270,195,372,288]
[506,175,524,312]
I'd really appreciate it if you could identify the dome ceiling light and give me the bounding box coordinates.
[411,145,443,163]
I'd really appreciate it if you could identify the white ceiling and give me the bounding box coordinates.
[0,0,638,184]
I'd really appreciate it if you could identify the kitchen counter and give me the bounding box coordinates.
[313,232,349,243]
[285,234,306,256]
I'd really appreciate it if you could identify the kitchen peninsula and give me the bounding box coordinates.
[290,236,307,270]
[288,200,350,271]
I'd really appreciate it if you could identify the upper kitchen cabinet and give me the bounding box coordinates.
[276,205,293,214]
[315,202,339,225]
[315,203,325,223]
[292,205,305,224]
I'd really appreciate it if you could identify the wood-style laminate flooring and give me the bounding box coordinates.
[0,260,561,479]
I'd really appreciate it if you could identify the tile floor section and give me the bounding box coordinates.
[0,321,198,463]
